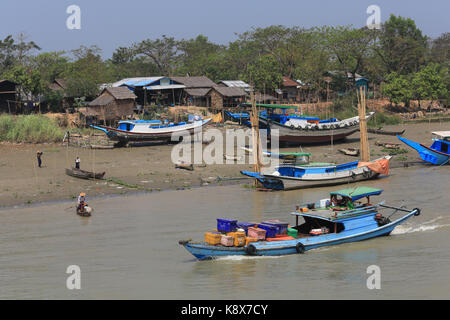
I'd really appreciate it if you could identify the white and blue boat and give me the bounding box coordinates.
[398,131,450,165]
[179,187,421,260]
[91,117,211,145]
[240,155,391,190]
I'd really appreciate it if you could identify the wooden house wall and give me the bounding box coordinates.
[0,81,17,112]
[208,89,224,110]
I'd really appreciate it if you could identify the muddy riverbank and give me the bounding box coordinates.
[0,121,448,208]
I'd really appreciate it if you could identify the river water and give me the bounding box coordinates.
[0,166,449,299]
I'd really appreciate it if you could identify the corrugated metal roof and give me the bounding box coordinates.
[112,77,163,87]
[144,84,186,90]
[219,80,250,88]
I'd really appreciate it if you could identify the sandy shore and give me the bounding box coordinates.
[1,121,448,208]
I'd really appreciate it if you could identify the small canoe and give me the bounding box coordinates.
[175,163,194,171]
[368,128,405,136]
[65,168,106,180]
[339,148,360,156]
[375,141,401,149]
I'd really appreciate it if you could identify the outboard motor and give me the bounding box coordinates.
[374,213,390,226]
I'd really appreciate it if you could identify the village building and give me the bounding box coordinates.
[47,78,79,109]
[275,76,300,102]
[207,86,246,112]
[171,76,216,107]
[0,80,17,113]
[113,77,186,107]
[82,87,136,125]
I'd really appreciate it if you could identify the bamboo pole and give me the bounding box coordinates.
[250,91,262,187]
[357,86,370,162]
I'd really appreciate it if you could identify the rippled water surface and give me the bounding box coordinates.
[0,167,449,299]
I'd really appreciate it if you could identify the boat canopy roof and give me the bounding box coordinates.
[432,131,450,139]
[279,152,311,157]
[330,187,383,201]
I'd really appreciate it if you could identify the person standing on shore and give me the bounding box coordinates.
[75,156,80,169]
[36,151,43,168]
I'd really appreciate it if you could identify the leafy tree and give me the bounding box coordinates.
[0,35,16,73]
[63,46,109,98]
[134,35,178,75]
[177,35,224,77]
[375,15,428,75]
[32,51,69,87]
[245,55,282,92]
[382,72,413,107]
[431,32,450,65]
[412,63,448,106]
[4,65,42,98]
[322,26,374,84]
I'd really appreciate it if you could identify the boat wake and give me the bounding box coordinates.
[215,255,282,261]
[392,216,450,235]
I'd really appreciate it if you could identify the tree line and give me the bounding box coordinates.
[0,14,448,111]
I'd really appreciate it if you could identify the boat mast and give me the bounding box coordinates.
[250,90,262,187]
[357,85,370,161]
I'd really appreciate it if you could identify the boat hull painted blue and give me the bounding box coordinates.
[398,136,450,165]
[182,210,418,260]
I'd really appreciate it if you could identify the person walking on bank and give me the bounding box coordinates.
[36,151,43,168]
[75,156,80,169]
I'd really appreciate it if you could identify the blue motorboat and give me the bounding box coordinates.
[240,156,391,190]
[398,132,450,165]
[179,187,421,260]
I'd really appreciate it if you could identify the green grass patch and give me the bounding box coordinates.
[381,148,408,155]
[368,112,402,127]
[0,114,65,143]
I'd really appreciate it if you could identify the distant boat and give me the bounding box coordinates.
[179,187,421,260]
[398,132,450,165]
[339,148,360,157]
[259,112,374,144]
[66,168,105,180]
[241,156,391,190]
[368,128,405,136]
[91,118,211,144]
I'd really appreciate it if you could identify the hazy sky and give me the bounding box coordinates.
[1,0,449,58]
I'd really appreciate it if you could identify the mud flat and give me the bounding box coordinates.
[0,122,447,208]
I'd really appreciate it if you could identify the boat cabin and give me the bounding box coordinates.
[431,131,450,154]
[290,187,384,236]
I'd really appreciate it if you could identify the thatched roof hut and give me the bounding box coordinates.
[84,87,136,124]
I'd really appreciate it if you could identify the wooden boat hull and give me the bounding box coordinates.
[339,148,359,156]
[259,117,359,144]
[242,169,379,190]
[66,168,105,180]
[240,156,390,190]
[398,136,450,165]
[368,128,405,136]
[91,119,211,143]
[181,209,418,260]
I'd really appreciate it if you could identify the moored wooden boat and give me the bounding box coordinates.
[339,148,360,156]
[398,132,450,165]
[179,187,421,260]
[240,156,391,191]
[91,118,211,144]
[65,168,106,180]
[368,128,405,136]
[260,112,374,144]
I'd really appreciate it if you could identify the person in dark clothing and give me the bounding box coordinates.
[37,151,43,168]
[75,156,80,169]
